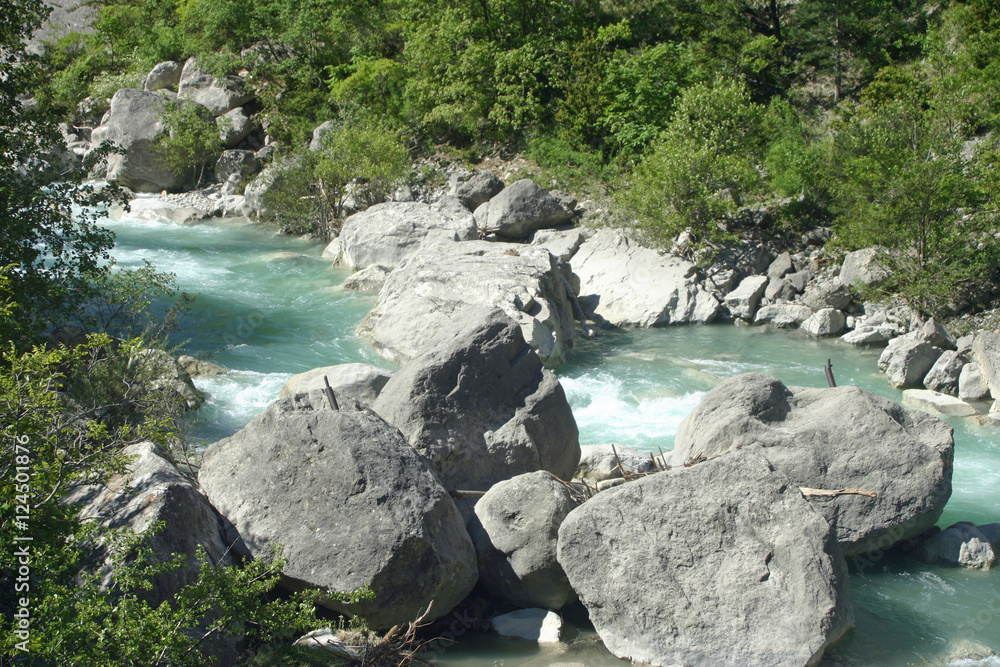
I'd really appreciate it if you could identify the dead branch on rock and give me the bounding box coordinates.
[800,487,877,499]
[355,602,438,667]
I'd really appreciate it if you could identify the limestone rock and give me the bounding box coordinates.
[468,471,577,609]
[242,156,299,221]
[723,275,769,320]
[840,248,888,287]
[144,61,182,92]
[372,307,580,492]
[918,317,957,351]
[133,348,204,410]
[176,355,227,377]
[767,251,794,280]
[198,395,477,629]
[902,389,977,417]
[764,276,796,302]
[557,451,854,666]
[959,362,992,402]
[841,325,898,347]
[531,229,585,262]
[754,303,813,328]
[972,332,1000,399]
[333,198,477,271]
[672,374,954,556]
[88,89,179,192]
[279,362,393,405]
[801,282,852,312]
[449,170,505,210]
[485,179,573,240]
[358,242,575,368]
[66,441,229,607]
[917,522,996,569]
[177,57,253,116]
[214,149,260,188]
[922,350,967,396]
[341,264,390,292]
[217,107,254,148]
[571,229,719,327]
[308,120,335,151]
[801,308,847,337]
[491,609,563,643]
[878,338,944,389]
[574,444,654,483]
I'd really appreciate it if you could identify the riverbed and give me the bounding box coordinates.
[105,205,1000,666]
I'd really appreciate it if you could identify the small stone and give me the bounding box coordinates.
[917,522,996,569]
[492,609,563,643]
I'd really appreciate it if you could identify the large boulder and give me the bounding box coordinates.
[972,332,1000,399]
[144,60,182,92]
[331,198,478,271]
[358,241,575,368]
[801,282,852,312]
[177,57,254,116]
[217,107,254,148]
[753,303,813,328]
[88,89,180,192]
[484,179,573,240]
[279,363,393,404]
[449,170,505,211]
[557,451,854,667]
[959,362,992,402]
[878,338,944,389]
[723,275,769,320]
[839,248,888,287]
[917,522,996,569]
[922,350,967,396]
[570,229,719,327]
[242,155,298,220]
[215,149,260,187]
[902,389,977,418]
[66,442,229,607]
[467,471,578,609]
[801,308,847,337]
[672,374,954,556]
[198,393,477,629]
[372,307,580,492]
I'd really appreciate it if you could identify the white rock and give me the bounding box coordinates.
[723,275,769,320]
[801,308,847,337]
[491,609,563,643]
[902,389,977,417]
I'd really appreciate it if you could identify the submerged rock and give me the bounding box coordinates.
[557,451,854,666]
[373,307,580,492]
[570,229,719,327]
[917,522,996,569]
[358,241,575,368]
[672,373,954,556]
[198,395,477,629]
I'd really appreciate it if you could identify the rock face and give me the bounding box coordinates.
[279,363,393,404]
[198,394,477,629]
[672,374,954,556]
[66,442,229,607]
[557,452,854,667]
[485,179,573,239]
[89,89,179,192]
[972,332,1000,399]
[372,307,580,492]
[570,230,719,327]
[878,338,944,389]
[449,170,505,210]
[177,57,254,116]
[358,241,575,368]
[332,198,478,271]
[723,275,769,320]
[918,522,996,569]
[467,471,577,609]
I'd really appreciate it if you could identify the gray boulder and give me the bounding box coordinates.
[308,120,335,151]
[786,269,812,294]
[449,170,505,210]
[66,441,229,607]
[922,350,967,395]
[918,318,957,351]
[959,362,992,402]
[88,89,179,192]
[214,149,259,187]
[972,332,1000,398]
[341,264,390,292]
[485,179,573,239]
[902,389,977,418]
[753,303,813,328]
[766,251,794,280]
[723,275,769,320]
[841,324,899,347]
[133,348,204,410]
[198,394,477,629]
[177,57,253,116]
[217,107,254,148]
[801,282,852,311]
[575,444,654,483]
[917,522,996,569]
[357,241,575,368]
[557,451,854,666]
[144,60,182,92]
[242,155,298,220]
[672,374,954,556]
[879,338,944,389]
[176,355,227,377]
[468,471,578,609]
[801,308,847,337]
[332,198,477,271]
[764,276,796,302]
[279,362,392,404]
[531,229,584,263]
[570,229,719,327]
[372,307,580,492]
[840,248,888,287]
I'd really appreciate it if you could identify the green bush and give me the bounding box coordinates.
[155,101,224,189]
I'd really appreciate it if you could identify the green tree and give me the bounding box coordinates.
[156,101,223,189]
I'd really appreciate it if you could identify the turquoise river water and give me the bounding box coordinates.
[104,202,1000,666]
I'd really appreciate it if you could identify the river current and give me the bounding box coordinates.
[105,204,1000,666]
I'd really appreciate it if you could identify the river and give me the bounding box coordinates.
[105,203,1000,666]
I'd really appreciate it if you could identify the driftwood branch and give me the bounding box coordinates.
[323,376,340,410]
[800,487,877,499]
